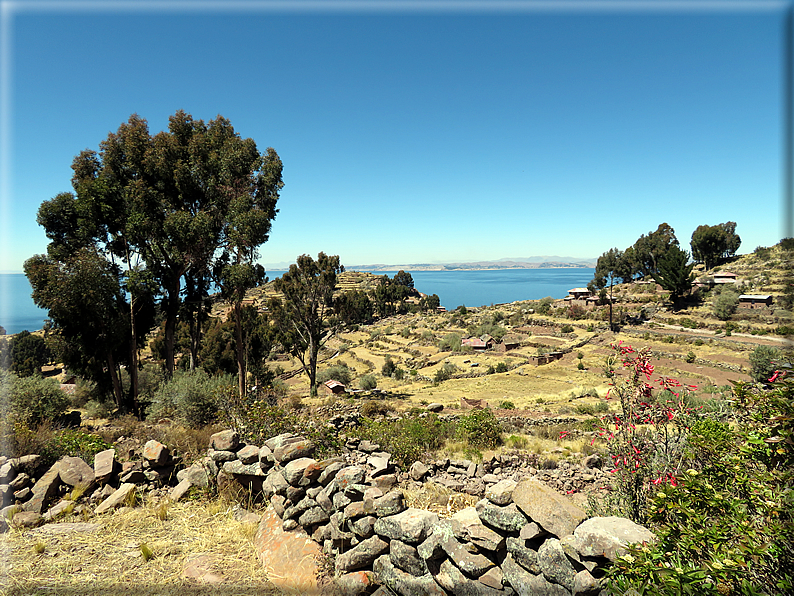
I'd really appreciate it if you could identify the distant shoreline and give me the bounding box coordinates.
[349,262,596,272]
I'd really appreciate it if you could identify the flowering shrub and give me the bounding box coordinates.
[604,363,794,595]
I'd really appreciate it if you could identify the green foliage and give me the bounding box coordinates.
[577,361,585,370]
[456,409,502,450]
[690,221,741,270]
[147,369,234,428]
[434,362,457,383]
[560,324,574,333]
[748,345,783,384]
[9,331,51,377]
[437,333,461,352]
[535,297,554,315]
[316,364,352,386]
[499,400,516,409]
[652,244,695,302]
[334,290,374,326]
[685,351,696,364]
[392,270,414,289]
[41,429,112,468]
[679,318,698,329]
[458,305,468,315]
[2,371,69,427]
[574,401,609,415]
[356,414,453,467]
[381,356,397,377]
[486,365,496,374]
[359,374,377,390]
[468,322,507,341]
[712,288,739,320]
[754,245,772,261]
[495,362,508,373]
[360,400,395,418]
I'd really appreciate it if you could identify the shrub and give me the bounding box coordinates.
[577,361,585,370]
[486,365,495,375]
[438,333,462,352]
[40,429,112,468]
[456,409,502,450]
[360,400,395,418]
[499,400,516,409]
[749,345,783,384]
[147,369,234,428]
[394,368,406,381]
[536,297,554,315]
[316,364,352,386]
[507,434,528,449]
[359,374,378,390]
[434,362,457,384]
[3,371,69,427]
[679,318,698,329]
[381,356,397,377]
[560,324,574,333]
[495,362,508,373]
[355,414,453,467]
[712,288,739,320]
[685,351,696,364]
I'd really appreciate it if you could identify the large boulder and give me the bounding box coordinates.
[511,479,587,538]
[571,516,655,562]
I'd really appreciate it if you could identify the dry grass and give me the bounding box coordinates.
[0,496,279,596]
[401,481,479,518]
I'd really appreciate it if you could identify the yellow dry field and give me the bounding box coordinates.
[0,498,279,596]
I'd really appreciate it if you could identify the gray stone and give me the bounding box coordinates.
[142,440,171,467]
[222,460,266,477]
[11,511,42,528]
[409,461,430,481]
[263,468,289,497]
[333,491,353,510]
[93,449,117,481]
[506,537,542,574]
[475,499,528,533]
[519,522,545,540]
[434,520,494,577]
[573,569,601,596]
[209,449,238,463]
[258,445,275,468]
[184,461,210,487]
[367,454,391,478]
[237,444,260,465]
[274,439,315,464]
[299,506,331,527]
[373,555,447,596]
[538,538,577,591]
[427,403,444,413]
[57,456,95,488]
[358,440,380,453]
[372,490,406,517]
[501,553,569,596]
[389,539,426,577]
[451,507,505,552]
[335,466,367,490]
[282,518,298,531]
[283,496,316,520]
[478,566,506,591]
[572,516,655,562]
[282,457,318,486]
[374,507,439,544]
[512,479,587,538]
[335,570,378,596]
[335,535,389,573]
[485,479,517,506]
[270,494,286,517]
[318,461,346,486]
[169,479,193,502]
[210,429,239,452]
[22,463,61,514]
[264,432,301,452]
[434,558,507,596]
[417,532,445,561]
[350,515,377,539]
[94,483,136,515]
[0,461,15,483]
[9,473,29,490]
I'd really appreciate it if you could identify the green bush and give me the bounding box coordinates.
[355,414,453,467]
[495,362,508,373]
[685,351,696,364]
[359,374,377,390]
[41,429,112,469]
[679,318,698,329]
[560,324,574,333]
[2,371,69,426]
[434,362,457,383]
[749,345,783,384]
[316,364,352,386]
[360,400,394,418]
[381,356,397,377]
[147,369,234,428]
[712,289,739,320]
[456,409,502,450]
[438,333,462,352]
[486,365,495,375]
[499,400,516,409]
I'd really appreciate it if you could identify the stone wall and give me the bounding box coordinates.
[202,429,653,596]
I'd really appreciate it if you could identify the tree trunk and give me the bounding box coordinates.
[107,352,125,411]
[163,278,180,377]
[233,300,246,399]
[308,336,318,397]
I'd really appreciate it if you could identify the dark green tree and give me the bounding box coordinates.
[652,244,695,304]
[592,248,623,330]
[334,290,374,326]
[9,331,51,377]
[393,270,415,290]
[421,293,441,311]
[632,223,679,278]
[270,253,344,396]
[691,222,741,270]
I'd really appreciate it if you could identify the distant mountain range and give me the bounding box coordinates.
[262,256,595,271]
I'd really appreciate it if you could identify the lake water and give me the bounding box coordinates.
[0,268,595,335]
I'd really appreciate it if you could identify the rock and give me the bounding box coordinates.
[506,537,542,574]
[350,515,377,539]
[237,444,260,465]
[573,569,601,595]
[451,507,505,552]
[0,461,15,483]
[282,458,318,486]
[475,499,528,533]
[519,522,545,540]
[318,461,346,486]
[434,520,494,577]
[22,463,61,514]
[367,454,390,478]
[358,440,380,453]
[501,553,569,596]
[478,566,506,591]
[143,440,171,467]
[222,460,266,477]
[182,553,225,584]
[210,430,240,452]
[582,454,602,469]
[335,570,378,596]
[183,461,210,488]
[538,538,577,590]
[335,535,389,573]
[209,449,238,463]
[409,461,430,481]
[485,479,517,506]
[427,403,444,413]
[299,506,331,527]
[169,479,193,502]
[434,558,507,596]
[373,554,447,596]
[11,511,42,528]
[572,516,655,562]
[94,483,136,515]
[335,466,367,490]
[512,479,587,538]
[374,508,439,544]
[274,440,315,464]
[93,448,117,482]
[258,445,274,468]
[372,490,406,517]
[14,455,44,478]
[41,499,73,521]
[390,539,426,576]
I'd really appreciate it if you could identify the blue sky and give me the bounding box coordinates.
[0,0,789,272]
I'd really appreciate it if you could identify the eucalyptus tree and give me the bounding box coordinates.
[652,244,695,305]
[591,247,624,330]
[270,253,344,396]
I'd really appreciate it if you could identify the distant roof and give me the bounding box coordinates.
[324,380,346,389]
[738,295,772,300]
[462,337,487,348]
[714,271,736,277]
[569,288,589,293]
